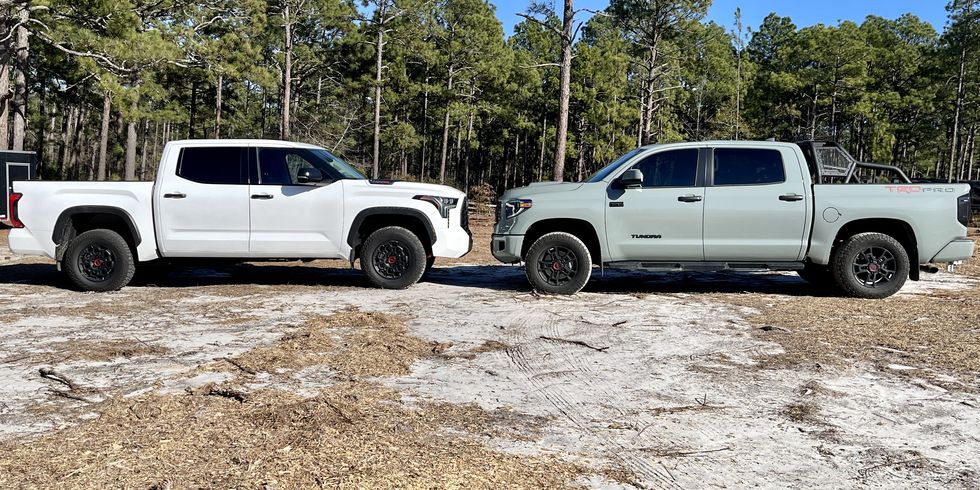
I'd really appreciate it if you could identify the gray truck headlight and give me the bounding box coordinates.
[502,199,532,220]
[414,195,459,219]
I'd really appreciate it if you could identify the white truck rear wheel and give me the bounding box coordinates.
[64,229,136,292]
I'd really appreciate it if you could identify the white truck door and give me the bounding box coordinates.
[247,146,345,258]
[703,146,808,261]
[604,148,705,261]
[156,146,250,257]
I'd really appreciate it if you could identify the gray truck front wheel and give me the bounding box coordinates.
[360,226,427,289]
[64,229,136,292]
[831,232,909,299]
[525,232,592,295]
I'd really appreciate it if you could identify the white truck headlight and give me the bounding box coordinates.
[414,195,459,219]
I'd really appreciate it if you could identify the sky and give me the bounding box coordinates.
[492,0,951,38]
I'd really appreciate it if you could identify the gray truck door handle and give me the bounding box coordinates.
[677,195,703,203]
[779,193,804,202]
[163,192,186,199]
[251,193,274,200]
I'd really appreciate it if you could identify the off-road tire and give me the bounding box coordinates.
[525,232,592,295]
[360,226,427,289]
[64,229,136,292]
[797,263,838,291]
[830,232,909,299]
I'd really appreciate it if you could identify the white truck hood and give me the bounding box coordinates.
[345,179,466,199]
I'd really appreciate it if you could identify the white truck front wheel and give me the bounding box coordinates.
[360,226,427,289]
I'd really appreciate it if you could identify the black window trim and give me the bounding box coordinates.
[707,147,787,187]
[176,146,249,185]
[615,147,706,189]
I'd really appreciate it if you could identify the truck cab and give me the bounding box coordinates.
[492,140,974,298]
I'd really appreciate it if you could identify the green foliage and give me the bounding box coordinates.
[9,0,980,187]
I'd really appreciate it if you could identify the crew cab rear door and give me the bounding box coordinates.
[604,147,705,261]
[247,146,345,257]
[702,146,809,261]
[155,146,251,256]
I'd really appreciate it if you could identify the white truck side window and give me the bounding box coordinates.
[177,147,246,185]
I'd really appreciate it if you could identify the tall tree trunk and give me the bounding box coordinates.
[420,75,429,181]
[189,80,197,139]
[124,120,137,181]
[537,117,546,181]
[463,109,474,192]
[371,26,385,178]
[0,61,8,150]
[281,3,293,140]
[214,73,223,138]
[58,107,74,180]
[11,4,29,151]
[69,107,87,180]
[948,45,967,183]
[642,40,660,145]
[438,68,455,184]
[553,0,574,182]
[97,93,111,181]
[139,119,149,180]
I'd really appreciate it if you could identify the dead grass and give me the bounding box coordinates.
[709,245,980,384]
[0,307,595,488]
[225,308,447,377]
[20,338,169,363]
[469,339,512,354]
[0,381,586,489]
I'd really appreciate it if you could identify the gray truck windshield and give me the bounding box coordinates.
[585,148,643,183]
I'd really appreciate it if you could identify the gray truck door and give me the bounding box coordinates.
[703,146,808,261]
[604,148,705,261]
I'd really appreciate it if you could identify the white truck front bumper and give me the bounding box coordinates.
[432,226,472,258]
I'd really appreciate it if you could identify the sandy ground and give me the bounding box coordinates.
[1,223,979,487]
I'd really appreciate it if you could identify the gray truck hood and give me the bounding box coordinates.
[500,181,585,200]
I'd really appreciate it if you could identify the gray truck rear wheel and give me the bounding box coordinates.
[830,232,909,299]
[525,232,592,295]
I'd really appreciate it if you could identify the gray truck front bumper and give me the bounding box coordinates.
[491,233,524,264]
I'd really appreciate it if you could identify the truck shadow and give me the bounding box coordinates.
[0,262,833,297]
[425,265,836,297]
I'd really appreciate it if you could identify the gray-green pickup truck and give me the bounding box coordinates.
[492,140,974,298]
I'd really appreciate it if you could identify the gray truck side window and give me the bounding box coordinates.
[713,148,785,186]
[629,149,699,187]
[177,147,246,184]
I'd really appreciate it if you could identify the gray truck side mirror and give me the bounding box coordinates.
[297,168,324,184]
[618,169,643,189]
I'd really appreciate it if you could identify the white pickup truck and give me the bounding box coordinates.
[492,140,974,298]
[7,139,471,291]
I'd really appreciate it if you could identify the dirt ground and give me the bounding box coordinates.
[0,220,979,488]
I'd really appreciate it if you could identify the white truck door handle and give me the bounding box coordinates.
[677,194,702,203]
[163,192,186,199]
[251,193,274,200]
[779,193,804,202]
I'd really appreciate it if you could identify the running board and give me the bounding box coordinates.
[603,261,805,272]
